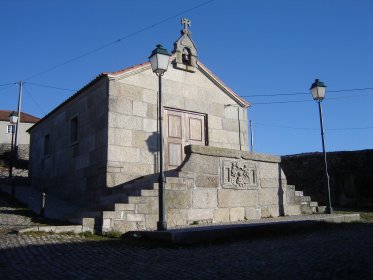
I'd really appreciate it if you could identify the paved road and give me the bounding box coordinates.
[1,195,373,280]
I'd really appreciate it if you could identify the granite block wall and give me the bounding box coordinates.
[29,78,109,204]
[106,65,248,188]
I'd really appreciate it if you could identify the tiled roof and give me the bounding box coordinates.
[105,61,151,77]
[0,110,40,123]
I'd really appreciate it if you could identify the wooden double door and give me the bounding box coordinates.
[164,108,207,169]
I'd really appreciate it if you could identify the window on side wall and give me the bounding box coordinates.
[70,116,79,144]
[7,124,15,134]
[44,134,50,156]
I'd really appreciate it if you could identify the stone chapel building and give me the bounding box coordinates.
[28,20,323,233]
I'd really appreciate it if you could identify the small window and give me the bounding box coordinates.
[7,125,15,134]
[70,116,79,144]
[44,134,50,156]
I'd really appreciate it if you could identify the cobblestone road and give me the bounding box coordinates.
[1,195,373,280]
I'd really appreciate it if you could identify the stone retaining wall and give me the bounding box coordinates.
[165,145,286,226]
[281,150,373,208]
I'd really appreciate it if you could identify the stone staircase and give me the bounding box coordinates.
[285,185,326,215]
[66,172,326,234]
[65,171,191,233]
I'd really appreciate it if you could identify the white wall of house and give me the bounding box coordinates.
[0,121,34,145]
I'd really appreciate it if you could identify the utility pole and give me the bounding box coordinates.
[249,120,254,152]
[14,80,23,159]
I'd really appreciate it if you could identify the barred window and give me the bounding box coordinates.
[7,125,15,134]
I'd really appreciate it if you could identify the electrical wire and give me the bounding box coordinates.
[249,92,372,105]
[23,0,218,81]
[241,87,373,98]
[23,85,46,115]
[255,122,373,131]
[0,82,17,87]
[25,82,77,92]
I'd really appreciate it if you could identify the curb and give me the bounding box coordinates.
[17,225,94,234]
[126,213,360,244]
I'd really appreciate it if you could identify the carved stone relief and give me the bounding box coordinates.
[221,160,258,190]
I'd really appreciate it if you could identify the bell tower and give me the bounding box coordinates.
[173,18,198,72]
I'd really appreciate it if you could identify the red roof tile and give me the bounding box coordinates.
[0,110,40,123]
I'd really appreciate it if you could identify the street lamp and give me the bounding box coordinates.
[8,111,18,178]
[149,44,171,230]
[310,79,332,214]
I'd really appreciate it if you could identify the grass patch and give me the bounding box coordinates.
[360,212,373,222]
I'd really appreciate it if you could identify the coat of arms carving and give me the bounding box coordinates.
[221,160,258,189]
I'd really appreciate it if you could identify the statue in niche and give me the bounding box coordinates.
[173,18,197,71]
[182,47,192,65]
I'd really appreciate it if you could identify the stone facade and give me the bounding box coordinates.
[106,62,249,189]
[28,21,323,232]
[29,57,249,205]
[29,78,109,204]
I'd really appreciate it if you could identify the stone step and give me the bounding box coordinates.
[128,195,150,204]
[286,185,296,191]
[141,189,158,197]
[284,205,302,216]
[294,191,303,197]
[99,193,129,207]
[114,203,136,212]
[317,206,326,213]
[300,204,313,215]
[301,196,311,203]
[310,201,318,207]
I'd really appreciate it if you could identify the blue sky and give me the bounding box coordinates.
[1,0,372,155]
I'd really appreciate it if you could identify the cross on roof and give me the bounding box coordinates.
[181,18,191,31]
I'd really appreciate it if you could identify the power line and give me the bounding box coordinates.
[242,87,373,98]
[255,122,318,131]
[255,122,373,131]
[23,0,217,81]
[250,92,372,105]
[327,126,373,131]
[25,82,77,92]
[23,85,46,115]
[251,99,312,105]
[0,82,17,87]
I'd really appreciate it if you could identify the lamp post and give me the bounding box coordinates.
[8,112,18,178]
[310,79,332,214]
[149,44,171,230]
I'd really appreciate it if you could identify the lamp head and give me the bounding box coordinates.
[310,79,327,101]
[149,44,171,75]
[9,111,18,124]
